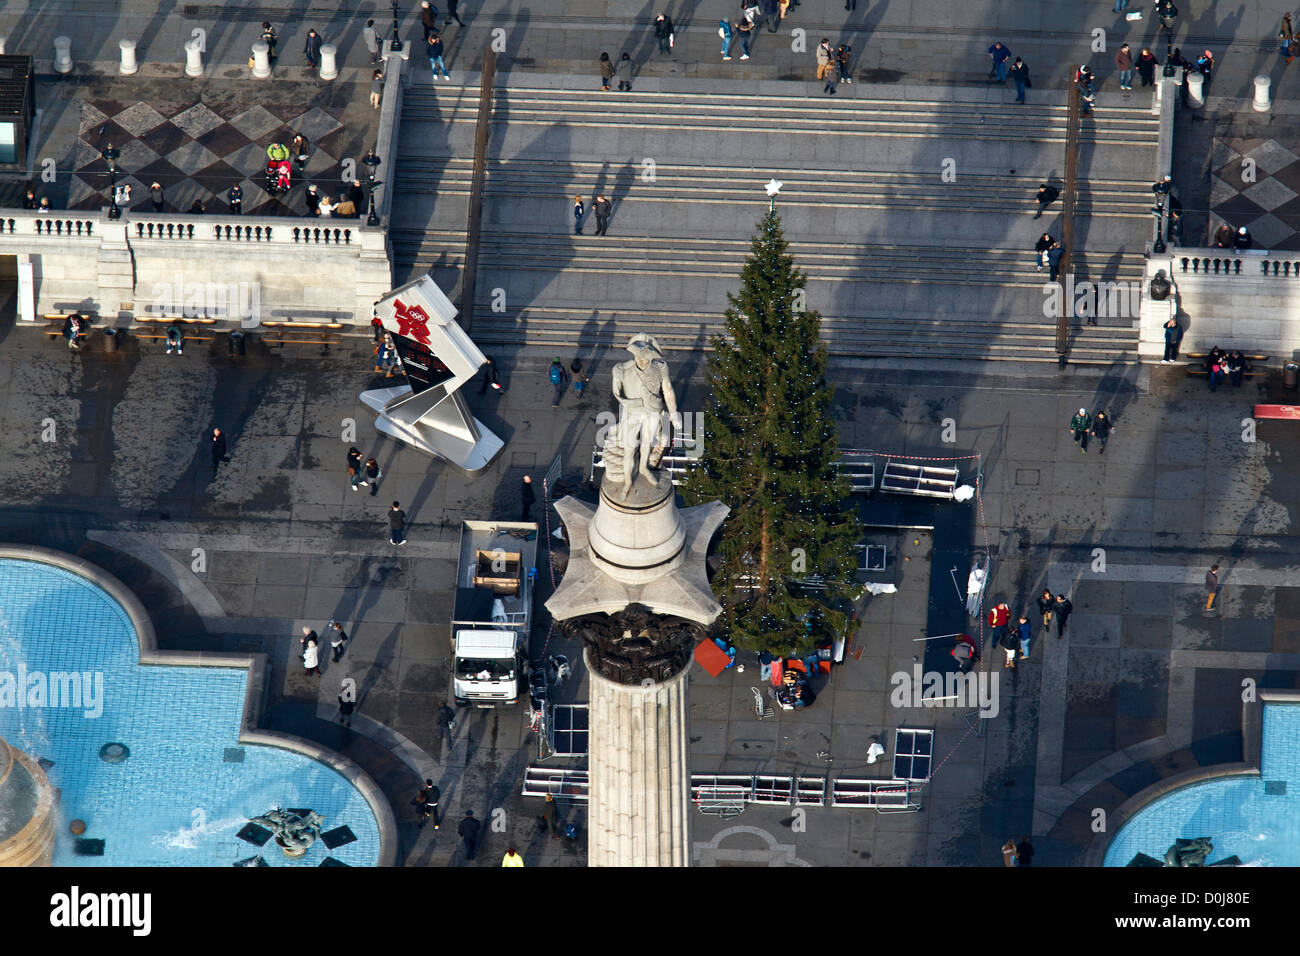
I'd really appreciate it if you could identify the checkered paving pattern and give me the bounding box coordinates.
[1210,137,1300,251]
[70,99,359,217]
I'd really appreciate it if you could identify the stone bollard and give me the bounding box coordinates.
[1186,71,1204,108]
[119,39,138,76]
[251,40,272,78]
[53,36,73,74]
[184,37,203,77]
[319,43,338,80]
[1253,75,1271,113]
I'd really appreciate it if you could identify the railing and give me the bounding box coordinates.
[0,207,369,245]
[1176,248,1297,277]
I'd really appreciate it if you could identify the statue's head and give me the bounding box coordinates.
[625,333,663,370]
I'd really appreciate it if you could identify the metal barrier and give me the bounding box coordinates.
[879,461,959,498]
[522,766,589,800]
[829,779,923,812]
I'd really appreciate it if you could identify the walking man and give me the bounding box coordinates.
[1069,407,1092,452]
[549,356,569,406]
[720,18,733,59]
[1009,56,1029,103]
[478,356,502,393]
[1053,593,1073,637]
[762,0,780,33]
[261,22,279,62]
[654,13,675,54]
[736,15,753,59]
[1091,410,1113,454]
[210,427,227,478]
[302,637,321,676]
[389,501,408,545]
[420,1,438,42]
[327,620,348,662]
[1282,13,1295,60]
[364,19,384,63]
[1017,615,1032,660]
[1205,564,1219,611]
[347,446,365,490]
[1037,588,1054,631]
[304,29,323,68]
[150,181,165,212]
[987,602,1010,646]
[436,702,456,746]
[520,475,536,521]
[1034,182,1059,219]
[1115,43,1133,90]
[816,38,834,83]
[1162,317,1183,363]
[988,42,1011,83]
[420,779,442,829]
[228,183,242,214]
[594,195,612,235]
[543,793,561,838]
[502,848,525,867]
[446,0,464,28]
[427,32,449,81]
[459,809,482,859]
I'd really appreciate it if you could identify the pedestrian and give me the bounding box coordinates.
[37,197,51,213]
[459,809,482,859]
[1205,564,1219,610]
[1053,593,1073,637]
[327,620,348,662]
[349,179,365,209]
[1008,57,1029,103]
[543,793,561,837]
[302,638,321,675]
[1034,182,1059,220]
[1069,407,1091,452]
[1017,614,1032,660]
[389,501,407,545]
[600,52,615,90]
[1037,588,1054,631]
[364,19,384,64]
[1137,47,1157,87]
[299,624,318,647]
[571,358,587,397]
[836,44,853,85]
[986,602,1010,647]
[999,626,1019,669]
[1195,49,1214,93]
[1002,838,1018,866]
[150,181,164,213]
[62,313,86,350]
[502,847,524,867]
[1234,225,1252,250]
[478,356,502,393]
[1076,65,1096,116]
[1015,837,1034,866]
[305,184,321,217]
[347,446,365,490]
[1047,239,1064,282]
[735,15,753,59]
[1090,410,1113,454]
[333,193,356,218]
[375,334,397,376]
[210,427,227,477]
[436,702,456,745]
[412,787,433,829]
[292,134,310,175]
[1156,0,1178,32]
[816,38,834,83]
[188,199,206,215]
[520,475,535,521]
[261,22,278,62]
[427,32,449,81]
[1228,350,1249,388]
[446,0,464,28]
[227,183,242,214]
[420,1,438,42]
[22,188,37,210]
[370,68,384,108]
[1283,14,1295,59]
[720,18,734,60]
[1171,47,1191,105]
[594,194,612,236]
[304,28,323,68]
[165,323,184,356]
[336,692,354,726]
[1035,232,1054,272]
[549,356,569,406]
[654,13,675,54]
[761,0,780,32]
[988,42,1011,83]
[573,195,585,234]
[616,52,634,91]
[415,779,441,829]
[1162,317,1183,363]
[1113,0,1127,11]
[951,634,978,672]
[318,194,334,218]
[1114,43,1133,90]
[364,457,382,496]
[1212,223,1233,248]
[114,183,132,208]
[1206,348,1225,392]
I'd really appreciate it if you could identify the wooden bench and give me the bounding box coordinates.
[1186,368,1261,378]
[134,315,217,345]
[44,314,97,342]
[1186,352,1269,362]
[259,320,344,350]
[136,315,218,326]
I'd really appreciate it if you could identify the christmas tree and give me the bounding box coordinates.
[682,207,862,655]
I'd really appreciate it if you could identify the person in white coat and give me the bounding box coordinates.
[303,638,321,675]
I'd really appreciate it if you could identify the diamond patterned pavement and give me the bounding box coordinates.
[1210,137,1300,251]
[72,98,357,217]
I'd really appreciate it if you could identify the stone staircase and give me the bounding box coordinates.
[391,82,1161,363]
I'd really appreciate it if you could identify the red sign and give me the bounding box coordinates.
[391,297,431,345]
[1254,405,1300,421]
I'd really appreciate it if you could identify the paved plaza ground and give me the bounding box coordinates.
[3,1,1300,869]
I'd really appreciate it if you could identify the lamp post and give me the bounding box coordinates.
[103,143,121,220]
[389,1,403,53]
[1151,178,1171,255]
[363,147,383,226]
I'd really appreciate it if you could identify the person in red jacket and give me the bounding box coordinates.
[987,603,1010,646]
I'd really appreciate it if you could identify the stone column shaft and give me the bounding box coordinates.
[587,649,691,867]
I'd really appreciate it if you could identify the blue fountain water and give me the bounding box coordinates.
[1103,702,1300,866]
[0,558,379,866]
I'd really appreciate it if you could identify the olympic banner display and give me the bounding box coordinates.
[373,276,485,400]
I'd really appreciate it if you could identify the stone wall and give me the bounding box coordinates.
[1,209,391,325]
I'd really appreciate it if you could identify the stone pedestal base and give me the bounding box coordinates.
[0,735,55,867]
[586,649,690,867]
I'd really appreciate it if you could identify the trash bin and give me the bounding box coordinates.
[103,328,119,352]
[1286,362,1299,390]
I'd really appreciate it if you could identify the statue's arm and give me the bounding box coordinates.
[660,364,678,420]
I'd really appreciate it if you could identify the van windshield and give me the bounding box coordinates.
[457,658,515,681]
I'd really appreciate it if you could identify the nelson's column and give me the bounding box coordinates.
[545,333,728,867]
